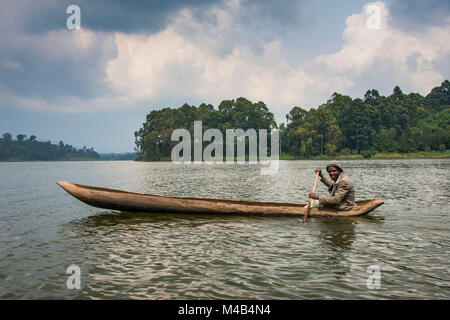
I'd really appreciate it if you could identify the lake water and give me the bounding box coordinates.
[0,159,449,299]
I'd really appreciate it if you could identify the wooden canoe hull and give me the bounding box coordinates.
[56,181,384,218]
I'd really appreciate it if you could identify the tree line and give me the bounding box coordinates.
[283,80,449,158]
[0,134,100,161]
[134,98,277,160]
[135,80,449,160]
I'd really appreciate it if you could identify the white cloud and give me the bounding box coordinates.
[105,1,450,119]
[314,2,449,94]
[105,1,320,114]
[2,1,449,118]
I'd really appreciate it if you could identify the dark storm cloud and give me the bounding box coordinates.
[0,0,307,105]
[0,31,117,100]
[73,0,223,33]
[2,0,306,34]
[0,0,223,101]
[388,0,450,30]
[1,0,222,34]
[241,0,306,27]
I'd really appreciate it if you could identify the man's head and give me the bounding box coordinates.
[326,160,343,181]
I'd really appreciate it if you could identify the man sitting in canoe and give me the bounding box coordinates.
[309,160,356,211]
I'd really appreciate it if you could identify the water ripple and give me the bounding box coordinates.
[0,159,449,299]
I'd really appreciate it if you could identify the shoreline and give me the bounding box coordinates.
[2,151,448,162]
[278,150,450,160]
[134,150,450,162]
[0,158,130,162]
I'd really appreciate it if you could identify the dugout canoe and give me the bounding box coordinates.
[56,181,383,218]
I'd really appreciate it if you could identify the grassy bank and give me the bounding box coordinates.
[279,150,450,160]
[135,150,450,162]
[371,150,450,159]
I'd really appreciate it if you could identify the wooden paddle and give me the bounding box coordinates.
[303,171,320,222]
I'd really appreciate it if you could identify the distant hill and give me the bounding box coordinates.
[0,134,100,161]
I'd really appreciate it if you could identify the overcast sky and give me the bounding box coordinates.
[0,0,449,152]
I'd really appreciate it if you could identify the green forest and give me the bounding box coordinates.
[135,80,450,160]
[0,134,100,161]
[134,98,277,160]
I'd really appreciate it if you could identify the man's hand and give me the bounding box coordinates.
[314,168,323,177]
[309,193,319,199]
